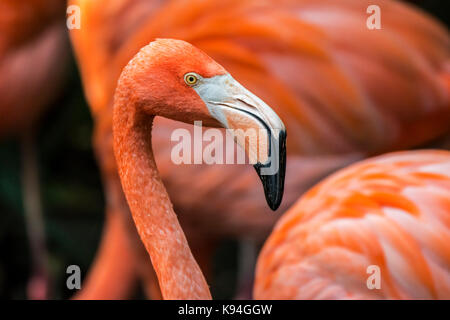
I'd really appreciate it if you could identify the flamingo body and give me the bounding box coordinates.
[255,150,450,299]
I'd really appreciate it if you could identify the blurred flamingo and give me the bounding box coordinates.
[69,0,449,298]
[255,150,450,299]
[0,0,69,299]
[112,39,450,299]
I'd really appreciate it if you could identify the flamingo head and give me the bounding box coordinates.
[116,38,286,210]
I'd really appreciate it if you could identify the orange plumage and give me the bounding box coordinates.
[255,150,450,299]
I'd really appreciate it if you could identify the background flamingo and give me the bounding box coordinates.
[0,0,69,299]
[255,150,450,299]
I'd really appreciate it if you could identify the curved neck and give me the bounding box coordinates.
[113,94,211,299]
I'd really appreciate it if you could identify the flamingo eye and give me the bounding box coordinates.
[184,73,199,86]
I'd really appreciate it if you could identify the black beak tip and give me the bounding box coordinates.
[266,190,282,211]
[254,130,286,211]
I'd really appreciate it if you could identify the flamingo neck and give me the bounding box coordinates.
[113,96,211,300]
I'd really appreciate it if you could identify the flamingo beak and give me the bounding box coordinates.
[193,74,286,210]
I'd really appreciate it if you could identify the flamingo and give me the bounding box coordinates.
[112,39,450,299]
[69,0,449,298]
[254,150,450,299]
[0,0,69,299]
[112,38,286,299]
